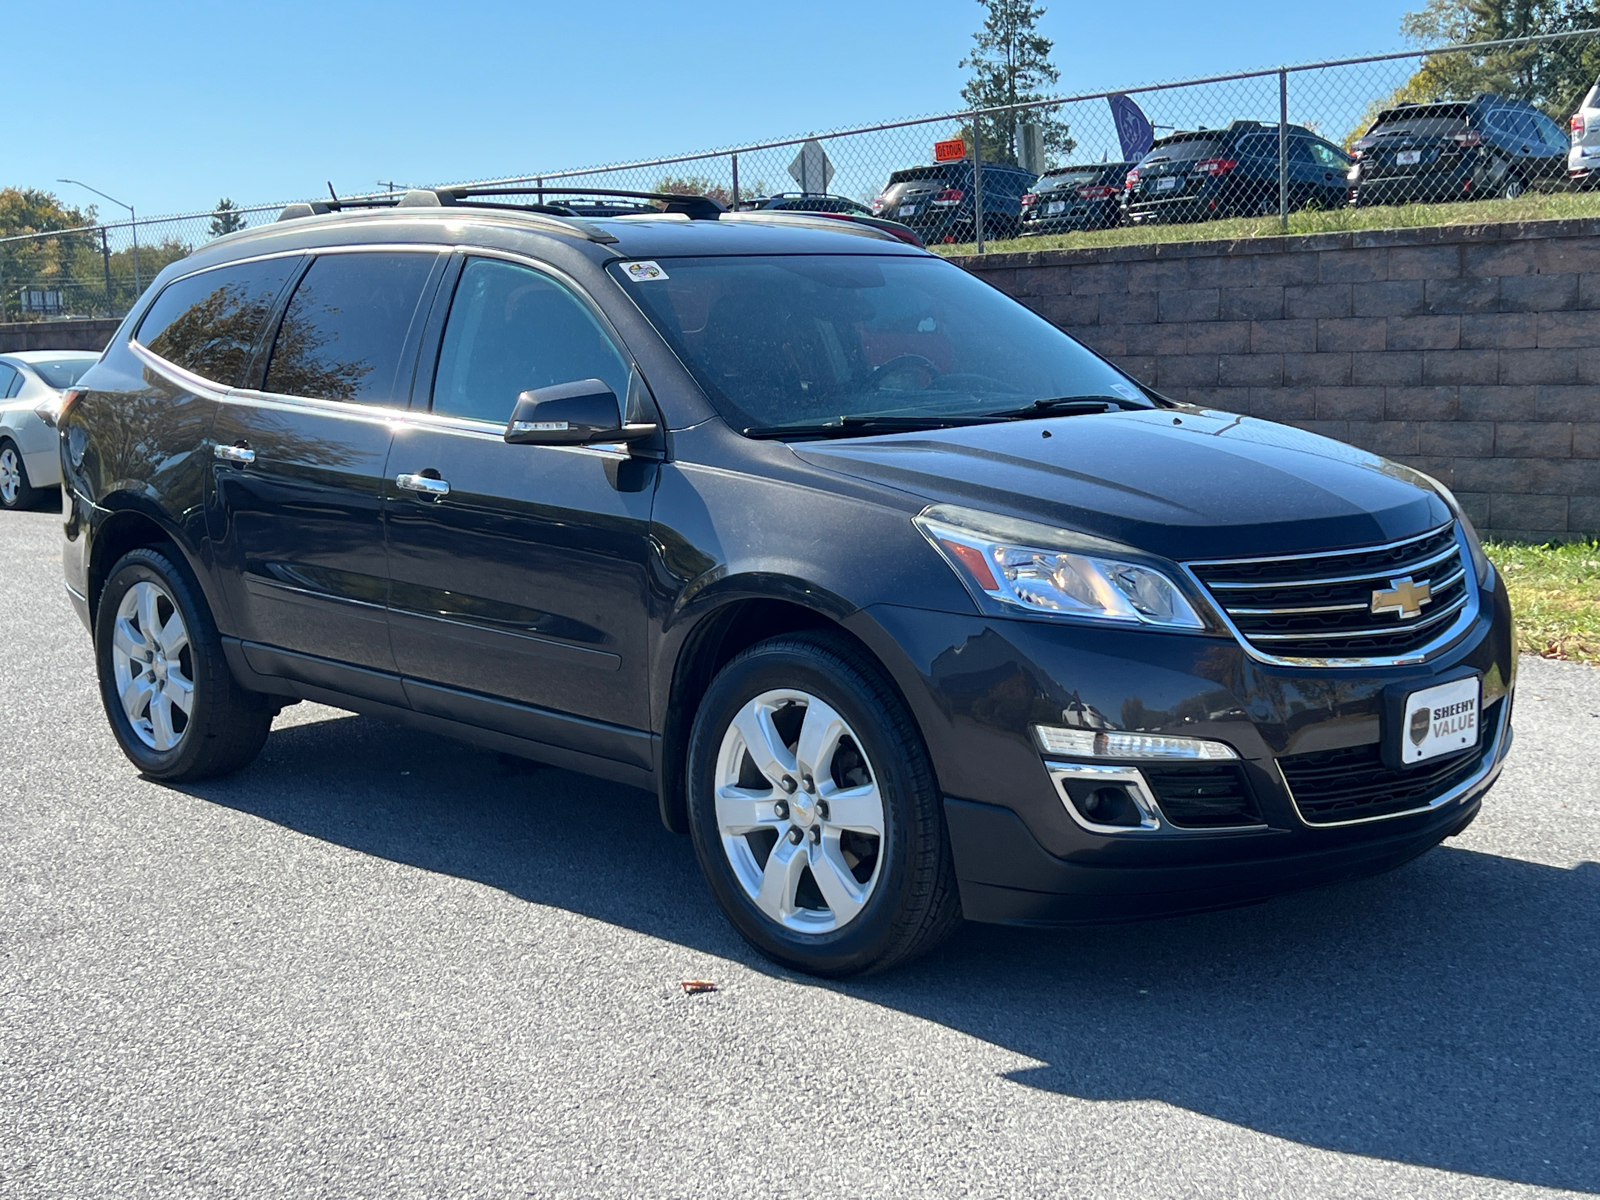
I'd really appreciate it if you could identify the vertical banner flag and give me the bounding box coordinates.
[1109,94,1154,162]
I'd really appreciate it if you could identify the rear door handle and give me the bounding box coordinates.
[214,443,255,464]
[396,472,450,497]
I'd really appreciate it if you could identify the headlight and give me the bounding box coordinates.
[914,504,1209,629]
[1392,467,1493,586]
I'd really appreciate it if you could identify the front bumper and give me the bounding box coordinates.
[849,566,1515,925]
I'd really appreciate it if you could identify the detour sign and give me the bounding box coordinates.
[934,138,968,163]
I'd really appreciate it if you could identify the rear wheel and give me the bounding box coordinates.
[0,439,36,511]
[95,547,272,781]
[687,632,961,977]
[1499,170,1527,199]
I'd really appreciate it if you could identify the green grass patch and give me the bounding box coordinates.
[1485,540,1600,665]
[930,191,1600,257]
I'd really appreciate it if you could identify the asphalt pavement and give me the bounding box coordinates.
[2,504,1597,1199]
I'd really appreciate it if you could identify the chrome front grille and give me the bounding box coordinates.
[1187,523,1475,664]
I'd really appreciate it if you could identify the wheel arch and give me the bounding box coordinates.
[656,584,929,835]
[87,498,214,629]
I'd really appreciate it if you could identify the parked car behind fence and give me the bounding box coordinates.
[1350,94,1569,205]
[873,162,1037,243]
[1019,163,1135,235]
[1125,122,1352,225]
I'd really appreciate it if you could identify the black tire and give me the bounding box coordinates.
[686,631,961,977]
[1500,171,1527,200]
[95,546,272,781]
[0,439,37,511]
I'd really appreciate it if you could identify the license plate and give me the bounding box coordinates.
[899,204,918,215]
[1399,676,1480,764]
[1397,149,1422,165]
[1048,200,1066,213]
[1155,177,1180,191]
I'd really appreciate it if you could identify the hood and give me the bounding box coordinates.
[790,409,1451,562]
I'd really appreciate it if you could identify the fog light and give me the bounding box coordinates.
[1049,763,1162,832]
[1033,726,1238,760]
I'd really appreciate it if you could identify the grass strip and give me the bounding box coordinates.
[1486,541,1600,665]
[930,191,1600,257]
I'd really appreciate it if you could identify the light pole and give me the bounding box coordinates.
[58,179,140,299]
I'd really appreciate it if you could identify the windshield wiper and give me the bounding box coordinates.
[743,414,1002,440]
[984,395,1149,420]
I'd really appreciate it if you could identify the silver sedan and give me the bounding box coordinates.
[0,350,100,510]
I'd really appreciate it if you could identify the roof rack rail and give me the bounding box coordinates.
[429,186,726,220]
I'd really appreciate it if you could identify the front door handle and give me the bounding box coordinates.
[396,472,450,497]
[214,443,255,464]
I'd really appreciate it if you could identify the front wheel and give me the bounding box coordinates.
[687,632,961,976]
[95,546,273,781]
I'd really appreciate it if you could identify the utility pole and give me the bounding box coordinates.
[59,179,141,296]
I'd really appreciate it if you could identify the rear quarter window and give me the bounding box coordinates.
[135,260,297,387]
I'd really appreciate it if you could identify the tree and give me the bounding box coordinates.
[209,198,247,238]
[958,0,1074,167]
[1357,0,1600,136]
[0,189,97,321]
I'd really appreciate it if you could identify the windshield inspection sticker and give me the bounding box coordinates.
[1111,382,1144,402]
[623,261,669,282]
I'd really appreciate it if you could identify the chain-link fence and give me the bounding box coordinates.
[7,29,1599,322]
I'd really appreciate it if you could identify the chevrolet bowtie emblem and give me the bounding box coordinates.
[1371,575,1432,620]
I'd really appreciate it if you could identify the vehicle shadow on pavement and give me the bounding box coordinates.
[183,708,1599,1195]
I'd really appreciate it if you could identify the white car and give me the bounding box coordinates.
[1570,76,1600,183]
[0,350,101,510]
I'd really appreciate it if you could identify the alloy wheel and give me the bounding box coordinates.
[714,689,886,933]
[0,446,20,506]
[110,580,194,751]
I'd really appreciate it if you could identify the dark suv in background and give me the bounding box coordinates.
[1350,94,1570,204]
[1125,121,1352,223]
[873,161,1037,242]
[1019,163,1134,234]
[57,187,1514,978]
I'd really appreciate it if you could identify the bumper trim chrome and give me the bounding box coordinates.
[1279,695,1511,829]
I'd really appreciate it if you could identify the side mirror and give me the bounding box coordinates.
[504,379,656,446]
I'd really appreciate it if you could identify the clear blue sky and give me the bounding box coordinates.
[17,0,1419,218]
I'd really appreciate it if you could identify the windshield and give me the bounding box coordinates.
[29,358,97,389]
[613,254,1148,434]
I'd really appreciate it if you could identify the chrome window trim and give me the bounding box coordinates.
[1279,695,1511,829]
[1181,522,1480,669]
[127,339,235,404]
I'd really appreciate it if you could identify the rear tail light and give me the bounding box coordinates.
[871,195,887,213]
[1020,192,1037,206]
[1450,130,1483,147]
[1195,158,1238,176]
[45,389,83,429]
[1077,185,1116,199]
[1574,115,1586,137]
[1124,170,1139,189]
[931,187,965,206]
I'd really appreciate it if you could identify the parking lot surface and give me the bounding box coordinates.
[2,506,1597,1199]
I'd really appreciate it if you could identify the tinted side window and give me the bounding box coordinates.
[1237,134,1278,159]
[0,365,17,398]
[1532,111,1568,147]
[264,252,436,403]
[135,260,295,386]
[431,258,629,425]
[1309,140,1349,168]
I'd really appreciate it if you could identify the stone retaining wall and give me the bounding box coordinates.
[956,219,1600,541]
[0,319,121,354]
